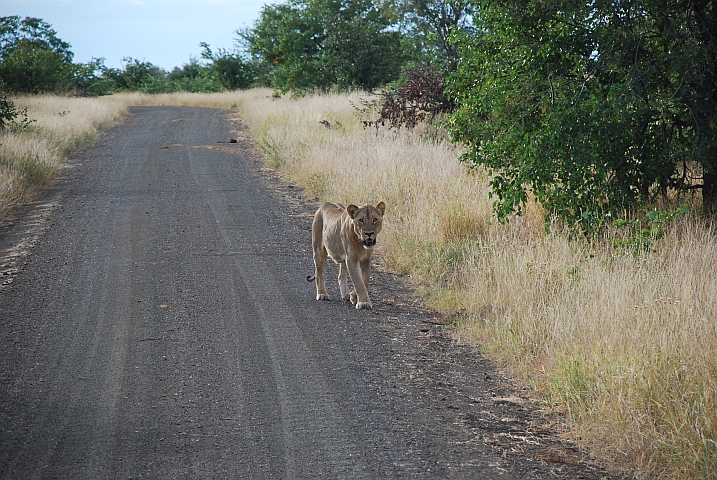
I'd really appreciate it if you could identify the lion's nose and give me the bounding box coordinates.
[366,232,374,238]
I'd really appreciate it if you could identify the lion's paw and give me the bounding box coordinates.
[317,293,331,301]
[341,294,351,301]
[355,301,372,310]
[350,291,357,304]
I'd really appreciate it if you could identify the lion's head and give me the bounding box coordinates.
[346,202,386,248]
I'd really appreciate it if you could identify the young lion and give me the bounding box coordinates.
[306,201,386,309]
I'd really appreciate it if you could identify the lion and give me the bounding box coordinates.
[306,201,386,309]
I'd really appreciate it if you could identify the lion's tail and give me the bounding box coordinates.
[306,205,323,284]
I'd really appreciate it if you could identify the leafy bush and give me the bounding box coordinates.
[613,205,690,254]
[103,57,167,92]
[0,85,33,132]
[167,75,224,93]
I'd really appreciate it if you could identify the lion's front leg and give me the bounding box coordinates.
[338,261,351,301]
[360,256,371,293]
[347,259,372,309]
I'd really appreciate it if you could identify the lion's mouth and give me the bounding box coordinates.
[363,238,376,247]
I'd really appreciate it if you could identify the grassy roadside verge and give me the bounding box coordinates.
[3,91,715,479]
[0,95,132,217]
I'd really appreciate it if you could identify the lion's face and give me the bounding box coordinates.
[347,202,386,249]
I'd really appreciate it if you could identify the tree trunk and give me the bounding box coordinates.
[704,170,717,213]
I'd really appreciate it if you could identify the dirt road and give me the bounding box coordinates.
[0,107,623,479]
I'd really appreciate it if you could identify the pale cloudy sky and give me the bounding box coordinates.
[0,0,269,71]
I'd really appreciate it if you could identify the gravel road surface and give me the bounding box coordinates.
[0,107,625,479]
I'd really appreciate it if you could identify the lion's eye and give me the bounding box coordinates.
[373,218,378,224]
[358,219,364,224]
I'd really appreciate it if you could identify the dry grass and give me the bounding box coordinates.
[117,90,262,110]
[453,218,717,479]
[0,94,131,216]
[4,90,715,479]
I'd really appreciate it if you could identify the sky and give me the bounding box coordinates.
[1,0,269,71]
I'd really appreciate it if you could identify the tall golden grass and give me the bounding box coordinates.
[3,90,715,479]
[0,95,131,215]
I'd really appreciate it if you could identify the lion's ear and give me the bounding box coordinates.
[375,201,386,216]
[346,204,360,219]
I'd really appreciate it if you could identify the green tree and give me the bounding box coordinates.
[166,57,220,93]
[0,16,74,93]
[104,57,167,91]
[243,0,405,92]
[447,1,717,228]
[396,0,475,71]
[168,57,204,82]
[200,43,256,90]
[70,57,115,96]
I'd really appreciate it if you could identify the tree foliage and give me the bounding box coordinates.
[243,0,405,92]
[165,58,220,93]
[200,43,256,90]
[104,57,167,91]
[69,57,115,96]
[0,16,74,93]
[447,0,717,228]
[396,0,475,71]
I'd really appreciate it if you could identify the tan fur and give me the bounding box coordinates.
[306,201,386,309]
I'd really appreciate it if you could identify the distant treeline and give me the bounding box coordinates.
[0,1,469,96]
[2,0,716,227]
[0,16,259,95]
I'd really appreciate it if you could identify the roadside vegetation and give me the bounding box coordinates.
[0,93,130,215]
[1,1,716,478]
